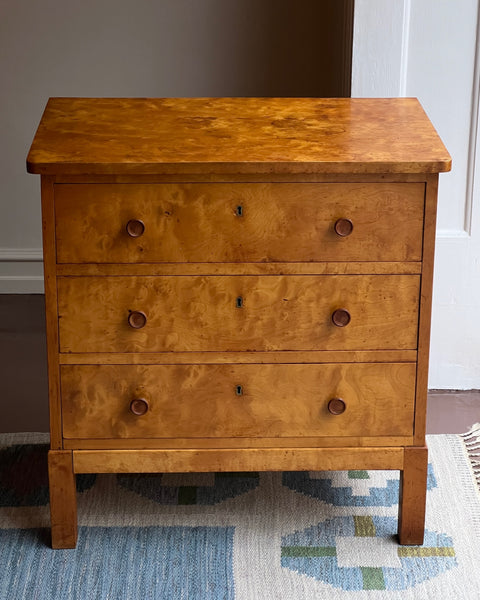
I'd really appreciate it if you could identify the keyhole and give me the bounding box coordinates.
[235,205,243,217]
[236,296,243,308]
[235,385,243,396]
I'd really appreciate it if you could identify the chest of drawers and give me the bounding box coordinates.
[27,97,450,549]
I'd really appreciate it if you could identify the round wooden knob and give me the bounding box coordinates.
[126,219,145,238]
[332,308,351,327]
[130,398,149,416]
[128,310,147,329]
[328,397,346,415]
[334,218,353,237]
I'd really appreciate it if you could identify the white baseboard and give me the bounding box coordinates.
[0,248,44,293]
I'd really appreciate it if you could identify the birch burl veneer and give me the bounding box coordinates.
[27,97,451,549]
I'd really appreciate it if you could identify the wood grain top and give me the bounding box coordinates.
[27,97,451,175]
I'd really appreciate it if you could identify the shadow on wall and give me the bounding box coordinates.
[220,0,353,97]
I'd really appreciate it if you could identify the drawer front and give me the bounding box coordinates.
[55,183,425,263]
[61,363,416,439]
[57,275,420,352]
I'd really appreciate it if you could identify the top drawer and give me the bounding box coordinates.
[54,183,425,264]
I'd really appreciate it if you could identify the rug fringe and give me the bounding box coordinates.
[461,422,480,438]
[460,423,480,492]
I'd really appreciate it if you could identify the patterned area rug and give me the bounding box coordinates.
[1,431,479,599]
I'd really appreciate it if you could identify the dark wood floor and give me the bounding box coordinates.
[0,295,478,434]
[427,390,480,434]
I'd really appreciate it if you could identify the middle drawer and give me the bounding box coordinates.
[57,275,420,352]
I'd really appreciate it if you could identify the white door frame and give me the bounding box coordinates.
[352,0,480,389]
[352,0,411,97]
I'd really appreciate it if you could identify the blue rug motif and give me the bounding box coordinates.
[0,525,235,600]
[118,471,259,505]
[281,515,455,591]
[282,463,437,507]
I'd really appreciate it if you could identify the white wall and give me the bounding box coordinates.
[353,0,480,389]
[0,0,351,293]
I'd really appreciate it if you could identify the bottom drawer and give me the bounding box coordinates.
[61,363,416,440]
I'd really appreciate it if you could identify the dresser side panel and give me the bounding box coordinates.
[41,175,62,449]
[414,174,439,445]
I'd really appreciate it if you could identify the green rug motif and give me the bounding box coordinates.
[0,432,479,599]
[281,515,455,591]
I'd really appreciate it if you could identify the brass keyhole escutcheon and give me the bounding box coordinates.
[235,205,243,217]
[235,385,243,396]
[236,296,244,308]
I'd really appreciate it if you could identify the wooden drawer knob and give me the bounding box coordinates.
[334,218,353,237]
[126,219,145,238]
[128,310,147,329]
[130,398,149,416]
[332,308,351,327]
[328,397,346,415]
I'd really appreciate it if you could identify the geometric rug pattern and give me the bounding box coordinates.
[282,463,437,507]
[281,515,455,591]
[0,433,479,599]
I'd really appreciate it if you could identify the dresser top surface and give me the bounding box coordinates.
[27,97,451,176]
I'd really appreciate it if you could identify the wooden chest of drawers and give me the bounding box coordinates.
[27,97,450,549]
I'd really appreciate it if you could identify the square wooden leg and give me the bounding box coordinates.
[398,445,428,545]
[48,450,78,549]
